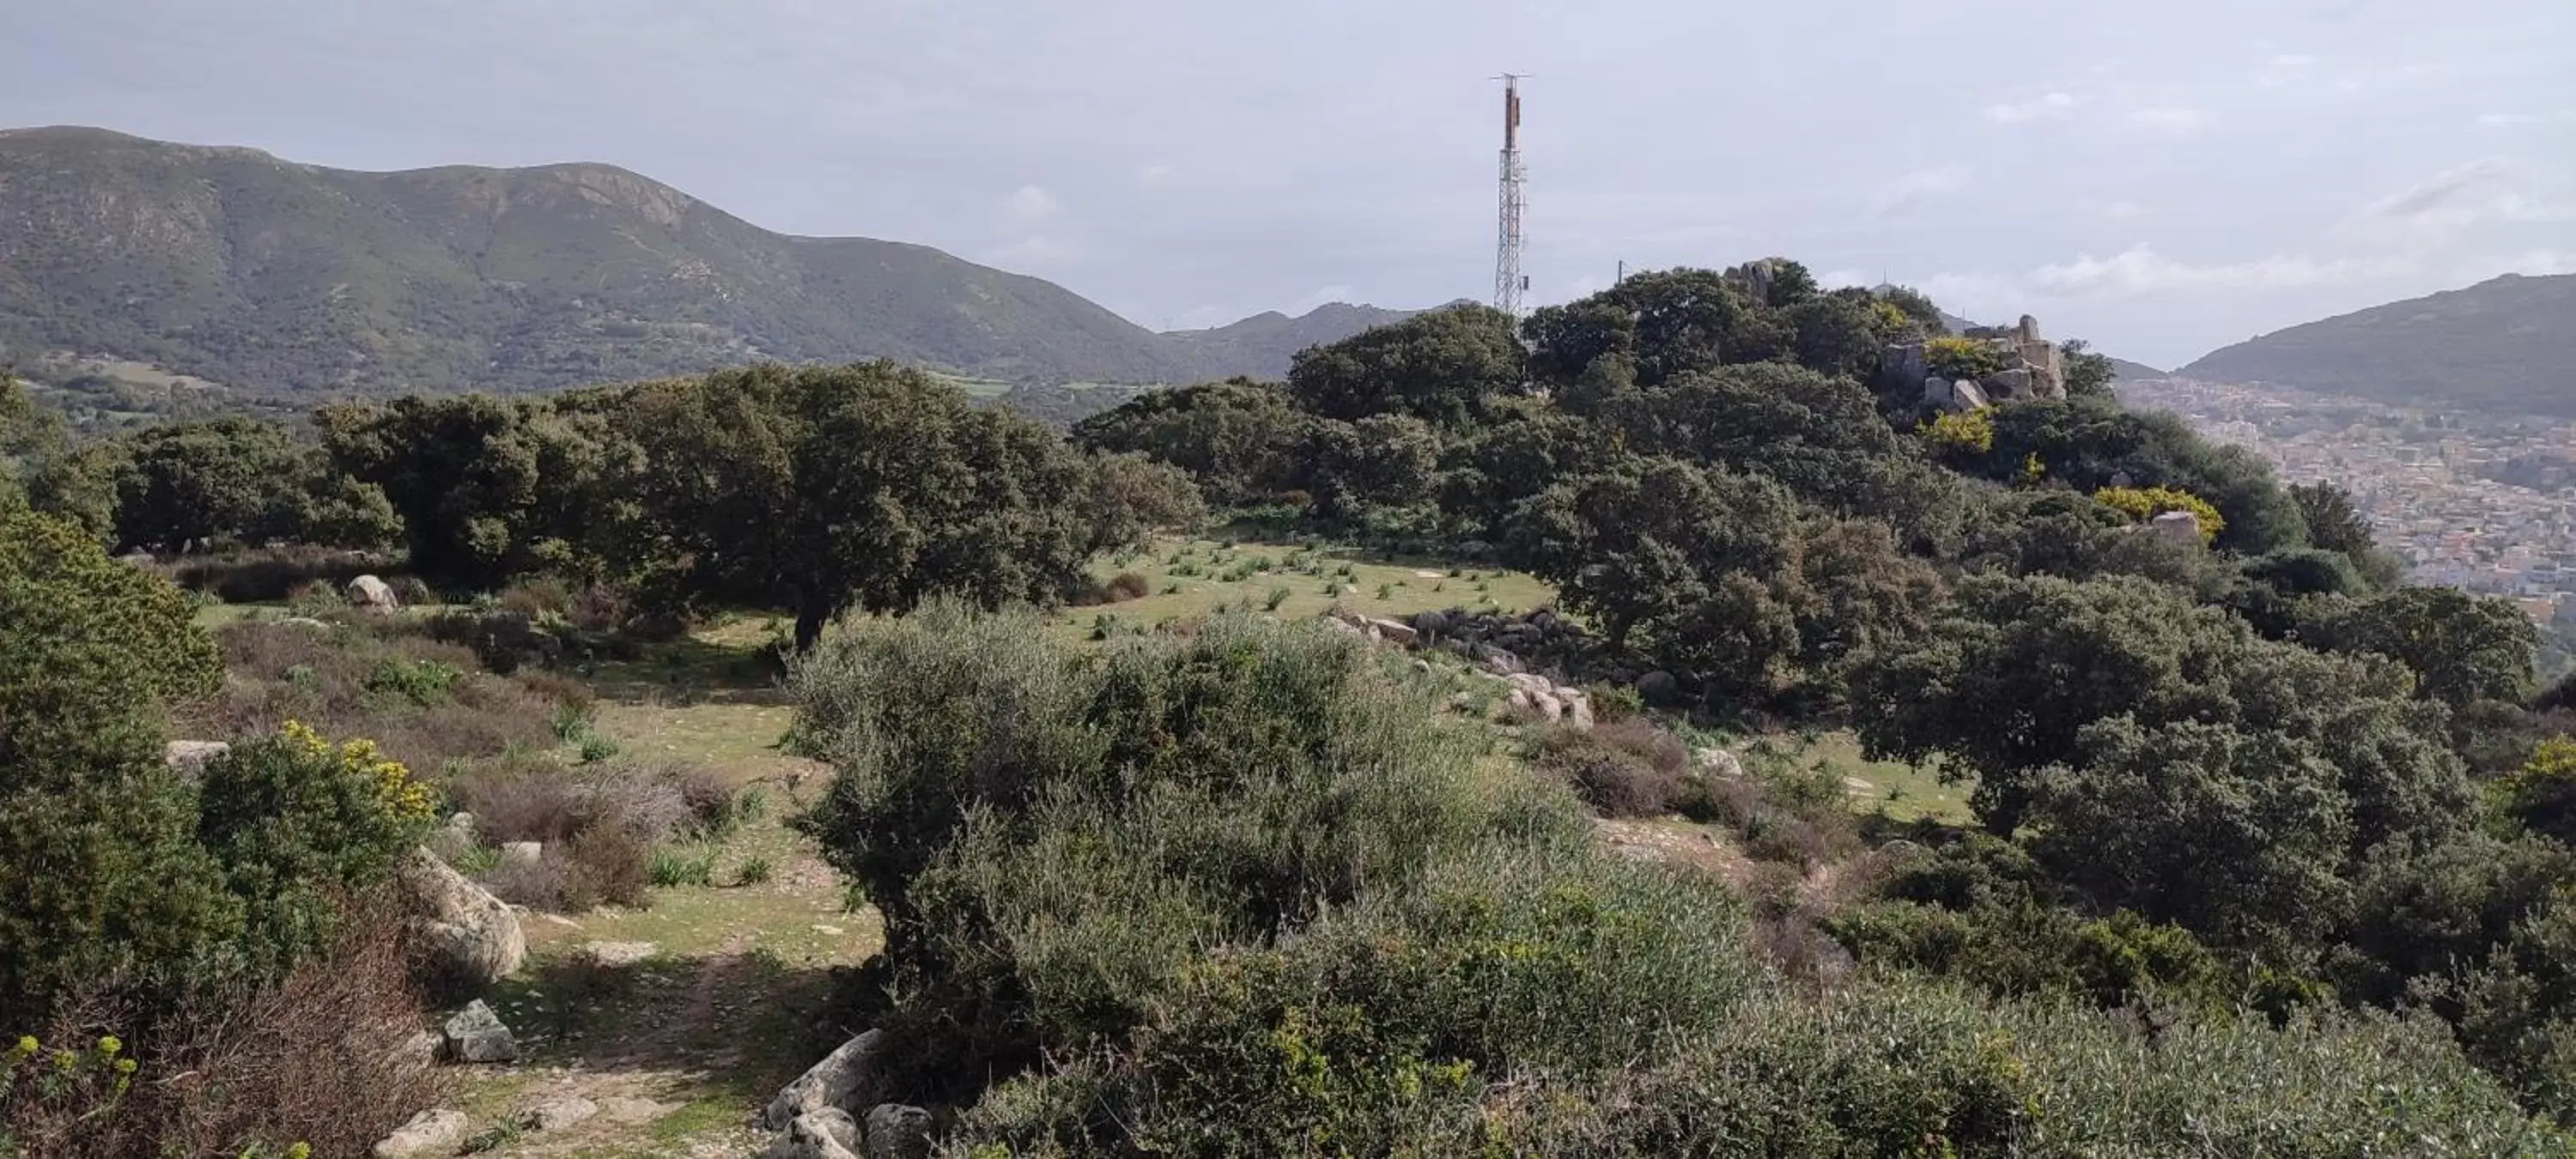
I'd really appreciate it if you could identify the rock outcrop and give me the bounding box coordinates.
[863,1103,938,1159]
[441,998,519,1063]
[348,573,401,612]
[762,1029,888,1131]
[398,847,526,984]
[766,1107,863,1159]
[163,740,230,777]
[1890,313,2069,412]
[373,1108,469,1157]
[2150,511,2203,547]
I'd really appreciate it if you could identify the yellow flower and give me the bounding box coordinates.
[11,1035,36,1055]
[113,1057,137,1075]
[94,1035,120,1057]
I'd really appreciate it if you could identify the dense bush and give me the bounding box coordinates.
[792,602,1588,1095]
[1527,719,1691,816]
[188,618,570,776]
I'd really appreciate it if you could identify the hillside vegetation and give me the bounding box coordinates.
[2181,272,2576,416]
[7,256,2576,1154]
[0,126,1406,396]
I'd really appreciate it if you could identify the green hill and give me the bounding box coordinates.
[2178,273,2576,416]
[0,126,1403,396]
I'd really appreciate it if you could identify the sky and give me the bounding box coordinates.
[8,0,2573,369]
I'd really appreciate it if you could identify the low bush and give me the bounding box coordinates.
[4,908,445,1158]
[1527,719,1689,816]
[191,620,570,776]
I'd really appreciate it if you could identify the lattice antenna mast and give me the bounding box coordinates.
[1492,74,1528,321]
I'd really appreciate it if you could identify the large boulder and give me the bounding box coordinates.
[440,998,519,1063]
[373,1109,469,1157]
[766,1107,863,1159]
[528,1095,601,1132]
[1362,616,1419,646]
[499,840,544,869]
[347,573,401,612]
[1880,342,1927,395]
[1950,377,1991,410]
[399,847,526,984]
[2150,511,2203,547]
[864,1104,937,1159]
[163,740,231,777]
[1979,367,2033,400]
[1505,686,1564,722]
[762,1029,887,1131]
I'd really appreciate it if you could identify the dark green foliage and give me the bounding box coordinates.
[319,392,628,586]
[1070,378,1312,507]
[790,604,1587,1093]
[2300,585,2541,707]
[613,361,1180,646]
[1508,460,1942,707]
[1970,398,2311,554]
[1307,413,1440,518]
[2029,719,2354,951]
[1828,901,2228,1011]
[1284,303,1524,427]
[191,731,432,980]
[1433,411,1607,536]
[2057,338,2117,400]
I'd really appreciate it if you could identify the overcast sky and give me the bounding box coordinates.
[9,0,2572,367]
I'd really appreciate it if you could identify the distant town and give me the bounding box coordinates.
[2125,378,2576,630]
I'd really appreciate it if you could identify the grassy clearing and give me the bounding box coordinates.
[1735,730,1975,826]
[441,619,867,1157]
[1061,537,1558,640]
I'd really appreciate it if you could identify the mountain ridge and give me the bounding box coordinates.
[2177,273,2574,416]
[0,125,1417,396]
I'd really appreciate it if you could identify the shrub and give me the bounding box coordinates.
[363,657,463,705]
[1921,408,1995,456]
[2093,484,2226,543]
[148,545,395,604]
[1925,336,2004,381]
[1264,585,1292,611]
[735,857,776,887]
[790,601,1586,1095]
[2,913,444,1159]
[576,733,620,764]
[1527,719,1690,816]
[2501,734,2576,844]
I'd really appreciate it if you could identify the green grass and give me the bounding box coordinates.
[1734,730,1975,826]
[1063,537,1558,640]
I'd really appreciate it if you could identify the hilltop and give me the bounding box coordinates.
[2179,273,2575,416]
[0,126,1406,395]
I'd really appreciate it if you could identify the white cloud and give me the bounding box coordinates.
[1873,166,1971,218]
[2125,107,2208,136]
[2336,157,2524,246]
[2032,244,2403,293]
[1004,184,1058,223]
[1984,91,2075,124]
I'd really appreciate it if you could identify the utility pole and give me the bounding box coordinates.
[1616,259,1625,286]
[1492,74,1528,322]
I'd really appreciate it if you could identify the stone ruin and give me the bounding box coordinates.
[1883,313,2068,413]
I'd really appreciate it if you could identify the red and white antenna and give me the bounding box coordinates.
[1492,74,1528,322]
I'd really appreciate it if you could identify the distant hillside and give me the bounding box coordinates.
[2109,356,2166,380]
[2178,274,2575,416]
[0,126,1405,396]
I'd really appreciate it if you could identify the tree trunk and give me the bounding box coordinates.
[794,597,830,652]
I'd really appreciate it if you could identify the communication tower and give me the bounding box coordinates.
[1493,75,1528,320]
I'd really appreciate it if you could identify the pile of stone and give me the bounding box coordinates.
[1404,607,1596,677]
[1884,314,2069,413]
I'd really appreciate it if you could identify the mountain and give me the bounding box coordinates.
[0,126,1406,396]
[1160,302,1419,379]
[2178,273,2576,416]
[2108,356,2166,380]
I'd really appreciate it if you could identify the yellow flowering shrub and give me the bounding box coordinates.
[2093,486,2225,544]
[279,719,436,823]
[1920,410,1995,457]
